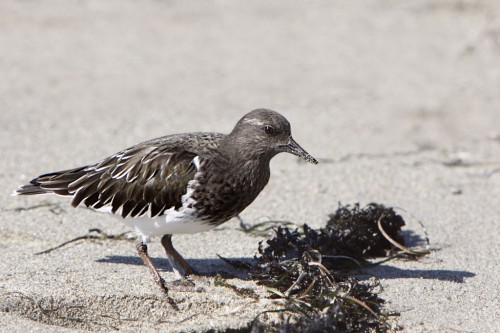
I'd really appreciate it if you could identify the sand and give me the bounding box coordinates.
[1,0,499,332]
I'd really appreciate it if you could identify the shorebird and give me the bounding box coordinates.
[14,109,318,293]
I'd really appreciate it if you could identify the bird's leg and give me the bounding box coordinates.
[135,238,168,294]
[161,234,199,278]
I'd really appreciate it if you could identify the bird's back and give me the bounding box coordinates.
[14,132,225,219]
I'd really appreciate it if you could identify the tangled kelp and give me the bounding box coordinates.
[248,203,427,332]
[326,203,406,258]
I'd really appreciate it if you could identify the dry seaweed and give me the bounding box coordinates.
[34,228,134,255]
[250,226,392,332]
[213,275,260,299]
[237,215,298,237]
[248,203,426,332]
[326,203,406,258]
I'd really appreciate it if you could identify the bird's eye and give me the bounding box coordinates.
[264,125,276,135]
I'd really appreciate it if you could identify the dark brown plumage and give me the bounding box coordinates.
[14,109,318,294]
[16,133,224,218]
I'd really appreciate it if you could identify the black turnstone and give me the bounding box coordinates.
[13,109,318,293]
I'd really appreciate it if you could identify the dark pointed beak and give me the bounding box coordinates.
[280,137,318,164]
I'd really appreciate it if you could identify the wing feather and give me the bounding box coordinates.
[14,132,225,218]
[17,148,198,218]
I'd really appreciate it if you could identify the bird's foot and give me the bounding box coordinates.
[169,278,205,292]
[156,276,169,294]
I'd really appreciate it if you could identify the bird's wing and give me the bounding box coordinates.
[15,136,218,218]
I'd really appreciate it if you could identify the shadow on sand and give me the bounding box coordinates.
[364,265,475,283]
[97,255,476,283]
[96,255,254,279]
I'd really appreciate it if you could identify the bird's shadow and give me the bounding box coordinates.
[96,255,254,279]
[97,255,475,283]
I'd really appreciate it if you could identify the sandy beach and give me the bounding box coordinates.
[1,0,499,331]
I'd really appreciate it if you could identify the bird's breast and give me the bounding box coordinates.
[190,158,270,224]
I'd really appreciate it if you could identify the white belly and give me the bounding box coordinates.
[122,207,216,239]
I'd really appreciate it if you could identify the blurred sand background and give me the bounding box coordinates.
[1,0,499,332]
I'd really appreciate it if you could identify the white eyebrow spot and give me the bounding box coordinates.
[243,118,265,126]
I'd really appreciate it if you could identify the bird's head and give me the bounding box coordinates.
[227,109,318,164]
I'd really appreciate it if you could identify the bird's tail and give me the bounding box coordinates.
[13,167,88,196]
